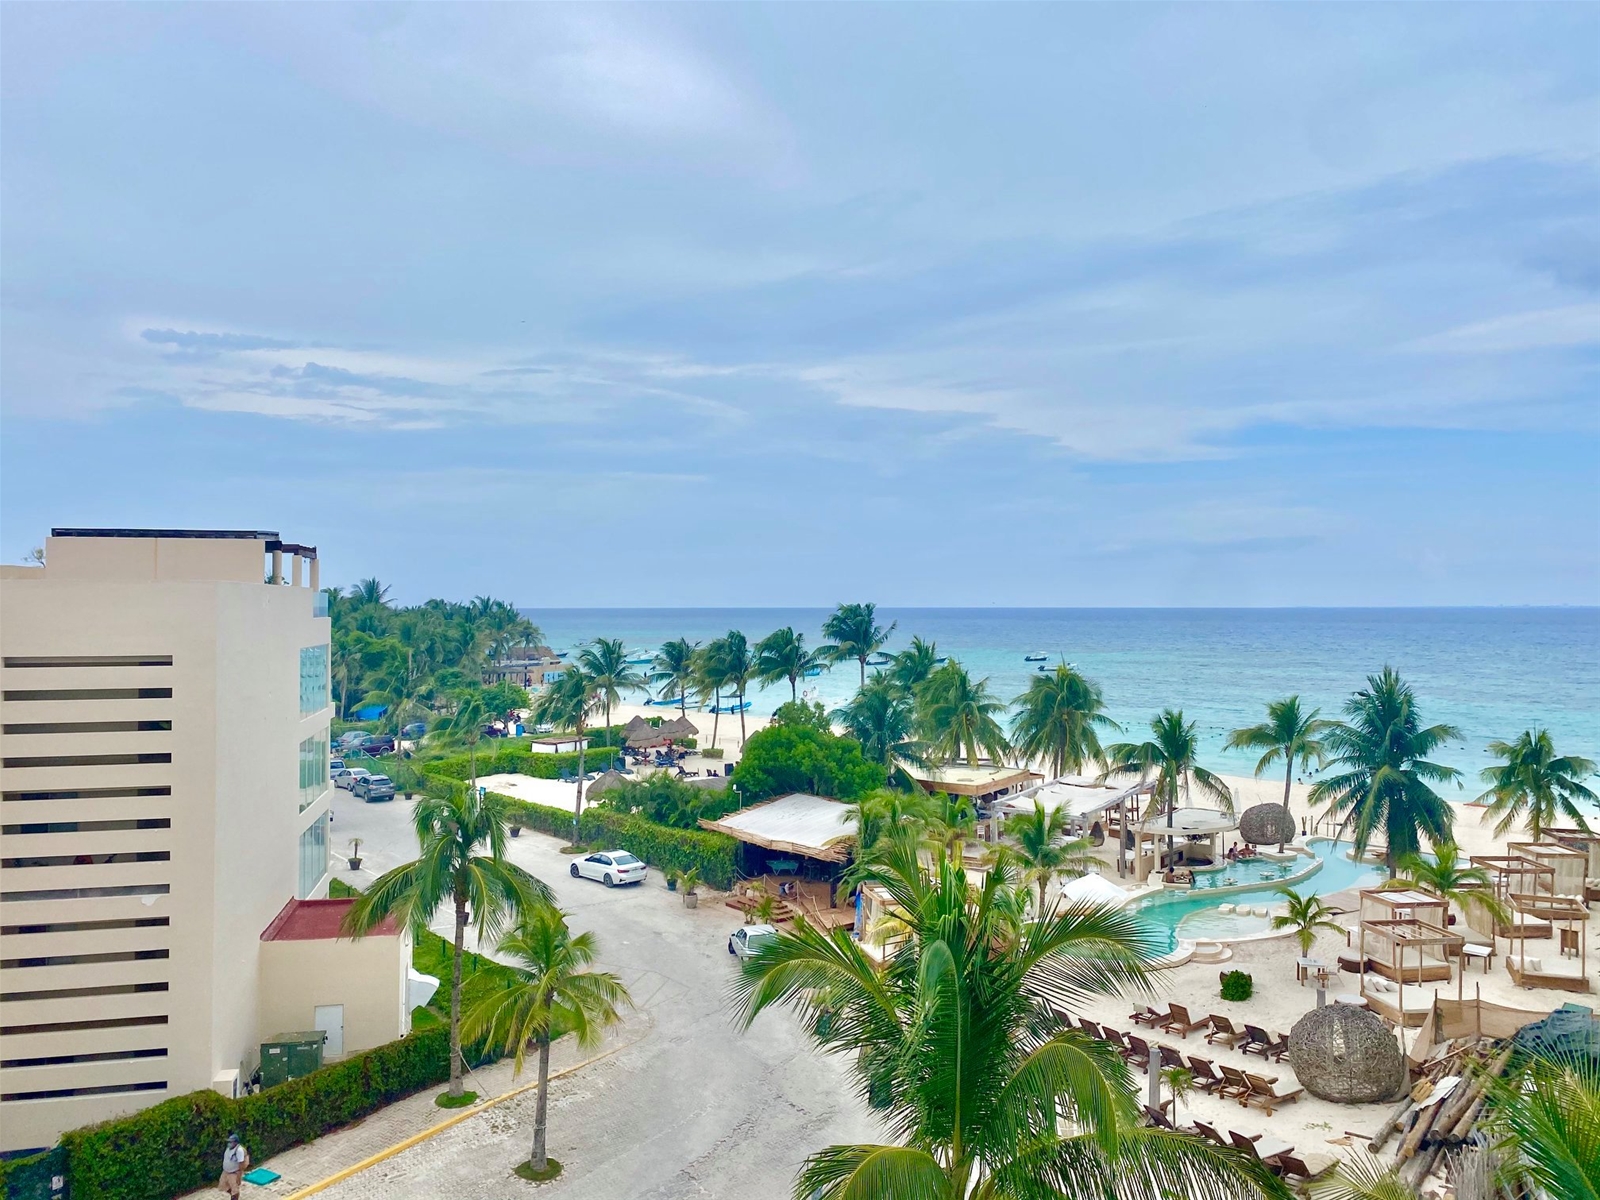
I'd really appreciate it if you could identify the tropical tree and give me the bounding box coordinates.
[847,788,941,858]
[463,907,631,1177]
[731,826,1287,1200]
[343,787,552,1098]
[1224,696,1332,851]
[650,638,700,717]
[918,661,1010,768]
[531,668,597,842]
[438,686,496,796]
[1477,728,1597,840]
[578,638,643,739]
[822,602,897,688]
[1103,709,1232,875]
[696,637,731,749]
[1309,668,1460,876]
[833,675,927,775]
[1481,1046,1600,1200]
[1393,844,1510,928]
[755,627,826,702]
[1002,799,1099,915]
[719,629,756,744]
[1270,888,1346,959]
[1010,664,1119,780]
[352,577,393,608]
[888,636,940,695]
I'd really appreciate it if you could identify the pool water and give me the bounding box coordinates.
[1132,838,1383,954]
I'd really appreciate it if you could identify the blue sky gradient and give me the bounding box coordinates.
[2,4,1596,606]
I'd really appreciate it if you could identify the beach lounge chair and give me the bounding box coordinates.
[1265,1030,1291,1062]
[1240,1024,1276,1057]
[1192,1119,1231,1148]
[1229,1130,1291,1174]
[1129,1004,1169,1028]
[1158,1044,1185,1072]
[1161,1002,1212,1039]
[1143,1105,1197,1135]
[1206,1015,1244,1047]
[1078,1017,1103,1040]
[1185,1056,1226,1094]
[1124,1033,1152,1069]
[1217,1063,1257,1102]
[1243,1072,1304,1114]
[1275,1152,1333,1183]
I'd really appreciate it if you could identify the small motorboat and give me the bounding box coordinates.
[866,653,892,667]
[710,699,752,714]
[1024,653,1047,662]
[933,657,948,665]
[803,667,823,678]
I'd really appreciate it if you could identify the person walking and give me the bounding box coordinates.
[219,1132,250,1198]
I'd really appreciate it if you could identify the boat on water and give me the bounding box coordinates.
[803,667,824,678]
[866,652,893,667]
[624,649,655,666]
[933,657,948,665]
[1024,653,1047,662]
[709,699,752,714]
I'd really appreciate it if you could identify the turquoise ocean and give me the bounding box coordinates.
[524,608,1599,792]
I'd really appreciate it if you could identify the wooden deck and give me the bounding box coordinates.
[726,875,854,929]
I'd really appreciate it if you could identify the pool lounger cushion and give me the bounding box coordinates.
[243,1168,282,1185]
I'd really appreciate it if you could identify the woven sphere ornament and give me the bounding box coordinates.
[1238,802,1296,846]
[1287,1004,1404,1104]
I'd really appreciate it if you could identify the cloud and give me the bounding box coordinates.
[141,328,300,351]
[1404,303,1600,354]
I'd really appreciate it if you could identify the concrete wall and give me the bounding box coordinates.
[0,534,332,1152]
[257,933,410,1058]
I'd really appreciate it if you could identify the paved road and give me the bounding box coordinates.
[317,790,880,1198]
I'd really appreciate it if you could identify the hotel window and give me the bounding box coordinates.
[298,734,328,812]
[299,645,329,714]
[297,811,329,898]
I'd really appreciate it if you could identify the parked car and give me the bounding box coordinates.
[728,924,778,960]
[400,722,427,740]
[351,774,396,802]
[363,735,396,756]
[333,767,371,790]
[329,757,345,774]
[568,850,647,888]
[337,731,371,749]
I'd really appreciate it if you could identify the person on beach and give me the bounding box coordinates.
[220,1132,249,1197]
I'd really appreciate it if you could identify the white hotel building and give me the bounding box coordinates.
[0,529,409,1155]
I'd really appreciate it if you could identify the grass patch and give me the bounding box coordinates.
[513,1159,563,1183]
[435,1090,479,1109]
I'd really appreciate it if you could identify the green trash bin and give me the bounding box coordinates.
[259,1031,325,1088]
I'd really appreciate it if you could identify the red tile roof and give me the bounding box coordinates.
[260,897,398,941]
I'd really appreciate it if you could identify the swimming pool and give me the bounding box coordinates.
[1132,837,1383,954]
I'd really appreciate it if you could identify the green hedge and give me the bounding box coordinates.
[495,795,740,889]
[60,1027,453,1200]
[425,743,617,783]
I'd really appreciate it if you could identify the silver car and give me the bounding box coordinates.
[728,924,778,960]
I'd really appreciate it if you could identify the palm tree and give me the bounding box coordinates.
[731,826,1286,1200]
[847,788,941,857]
[1010,663,1120,780]
[1481,1046,1600,1200]
[439,687,495,796]
[1270,888,1346,958]
[821,602,897,688]
[1224,696,1333,852]
[343,787,551,1098]
[1477,728,1597,840]
[352,577,393,608]
[463,907,631,1176]
[1104,710,1233,871]
[1002,799,1099,915]
[1309,668,1460,877]
[531,668,597,842]
[833,676,927,775]
[649,638,699,717]
[695,639,731,750]
[755,627,825,702]
[577,638,643,742]
[1393,843,1510,928]
[918,661,1010,768]
[719,629,756,744]
[888,636,940,695]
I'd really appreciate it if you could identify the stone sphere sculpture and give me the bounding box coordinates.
[1287,1004,1405,1104]
[1238,802,1296,846]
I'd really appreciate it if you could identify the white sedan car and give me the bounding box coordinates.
[332,767,371,790]
[569,850,647,887]
[728,924,778,960]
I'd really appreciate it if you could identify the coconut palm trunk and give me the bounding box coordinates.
[678,684,687,718]
[711,687,721,746]
[573,723,587,844]
[449,892,467,1096]
[531,1034,551,1170]
[1280,758,1294,853]
[737,684,747,744]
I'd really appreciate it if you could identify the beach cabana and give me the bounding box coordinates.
[528,733,590,754]
[1358,889,1457,983]
[998,776,1153,875]
[656,716,699,741]
[1547,827,1600,901]
[1505,892,1590,993]
[1130,807,1238,883]
[1468,855,1556,940]
[1508,841,1588,899]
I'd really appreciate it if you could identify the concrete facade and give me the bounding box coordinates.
[0,530,335,1152]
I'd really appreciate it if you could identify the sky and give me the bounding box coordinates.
[2,3,1596,608]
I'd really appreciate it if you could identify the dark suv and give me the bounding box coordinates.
[362,735,396,757]
[351,774,396,802]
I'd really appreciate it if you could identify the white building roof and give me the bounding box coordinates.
[701,792,857,862]
[1133,806,1238,836]
[1001,775,1144,822]
[1058,872,1128,909]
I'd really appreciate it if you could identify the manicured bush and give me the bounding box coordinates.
[494,795,740,889]
[425,744,617,783]
[731,723,885,803]
[1220,970,1254,1002]
[61,1028,453,1200]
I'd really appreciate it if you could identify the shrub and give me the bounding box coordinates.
[598,773,737,829]
[425,744,617,783]
[731,723,885,803]
[61,1028,453,1200]
[701,747,724,760]
[1220,970,1254,1002]
[493,795,739,889]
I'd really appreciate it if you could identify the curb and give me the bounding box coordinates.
[282,1027,644,1199]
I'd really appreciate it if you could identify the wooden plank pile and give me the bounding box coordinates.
[1367,1037,1514,1192]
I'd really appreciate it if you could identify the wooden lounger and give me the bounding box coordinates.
[1124,1033,1152,1069]
[1217,1063,1257,1102]
[1185,1056,1226,1094]
[1129,1004,1170,1027]
[1206,1015,1244,1047]
[1244,1071,1304,1114]
[1276,1152,1333,1182]
[1239,1024,1276,1057]
[1162,1002,1212,1039]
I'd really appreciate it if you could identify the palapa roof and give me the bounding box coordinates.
[700,792,856,863]
[657,716,699,739]
[586,769,631,796]
[905,762,1041,797]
